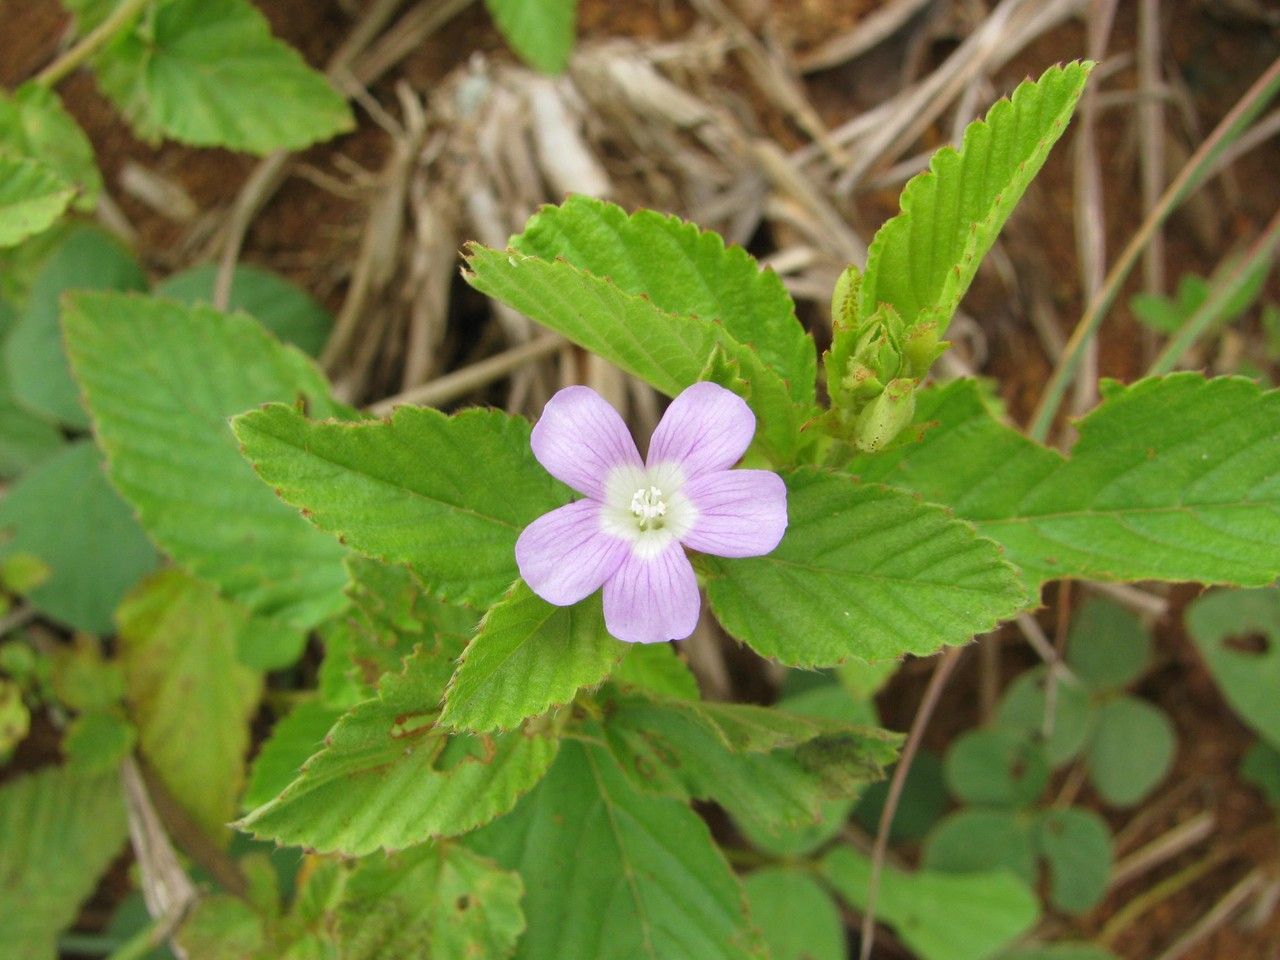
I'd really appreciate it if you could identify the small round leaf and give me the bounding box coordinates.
[1034,808,1112,913]
[996,666,1093,767]
[1066,598,1150,691]
[1087,696,1175,807]
[922,808,1036,884]
[946,728,1049,807]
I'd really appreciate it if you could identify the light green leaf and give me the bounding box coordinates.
[1087,696,1175,806]
[93,0,353,153]
[6,225,147,429]
[468,739,764,960]
[237,645,560,856]
[612,642,699,699]
[154,263,334,357]
[463,244,807,464]
[1035,808,1111,914]
[946,728,1049,807]
[821,846,1039,960]
[64,710,136,773]
[1185,587,1280,749]
[851,375,1280,591]
[175,895,266,960]
[858,62,1091,333]
[0,155,73,248]
[511,195,816,405]
[0,84,101,210]
[599,690,897,837]
[442,581,624,733]
[705,468,1028,666]
[743,868,844,960]
[1066,599,1150,691]
[0,279,61,478]
[242,699,342,810]
[232,402,568,608]
[0,441,159,633]
[0,765,128,960]
[118,570,262,836]
[484,0,578,74]
[995,667,1093,767]
[336,844,525,960]
[63,291,350,629]
[923,808,1037,885]
[0,678,30,758]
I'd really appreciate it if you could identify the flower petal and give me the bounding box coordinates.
[516,501,630,606]
[531,385,642,499]
[602,541,700,644]
[680,469,788,558]
[646,381,756,479]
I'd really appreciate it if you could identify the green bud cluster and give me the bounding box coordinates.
[824,265,950,452]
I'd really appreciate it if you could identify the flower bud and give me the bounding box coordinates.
[852,377,917,452]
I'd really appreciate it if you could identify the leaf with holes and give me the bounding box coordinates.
[704,468,1028,666]
[850,375,1280,591]
[232,402,570,608]
[237,643,560,856]
[63,291,351,629]
[468,738,765,960]
[442,581,624,733]
[511,195,816,405]
[0,765,128,960]
[857,62,1091,333]
[463,244,808,464]
[92,0,352,153]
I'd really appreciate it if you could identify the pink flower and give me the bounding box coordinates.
[516,381,788,644]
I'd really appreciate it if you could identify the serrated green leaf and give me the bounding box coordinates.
[0,84,101,211]
[511,195,816,405]
[1066,599,1150,690]
[118,570,262,835]
[612,642,699,699]
[484,0,577,74]
[946,728,1049,807]
[851,375,1280,591]
[821,846,1039,960]
[1185,587,1280,749]
[0,155,73,248]
[705,468,1028,666]
[599,690,896,838]
[923,808,1037,884]
[468,738,764,960]
[154,263,333,357]
[237,645,559,856]
[63,291,350,628]
[858,63,1091,333]
[93,0,353,153]
[1086,696,1175,806]
[232,402,568,608]
[336,843,525,960]
[442,581,623,733]
[6,226,147,429]
[242,700,342,811]
[995,667,1094,767]
[463,244,808,464]
[743,868,844,960]
[1035,808,1111,914]
[0,765,128,960]
[0,441,159,633]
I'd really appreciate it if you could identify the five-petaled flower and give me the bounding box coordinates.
[516,381,788,644]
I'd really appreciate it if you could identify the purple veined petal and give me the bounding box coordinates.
[646,381,756,480]
[531,386,643,500]
[680,469,788,558]
[516,500,631,606]
[602,541,701,644]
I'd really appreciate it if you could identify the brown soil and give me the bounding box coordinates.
[2,0,1278,958]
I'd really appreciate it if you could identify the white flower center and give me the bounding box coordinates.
[629,486,668,529]
[601,463,696,558]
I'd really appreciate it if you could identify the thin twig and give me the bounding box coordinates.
[1029,56,1280,442]
[1152,868,1266,960]
[1138,0,1167,309]
[1087,581,1171,619]
[368,333,567,413]
[1109,810,1216,888]
[859,646,964,960]
[796,0,934,73]
[34,0,151,87]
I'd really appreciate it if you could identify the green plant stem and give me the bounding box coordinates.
[34,0,152,88]
[1146,206,1280,376]
[1029,56,1280,442]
